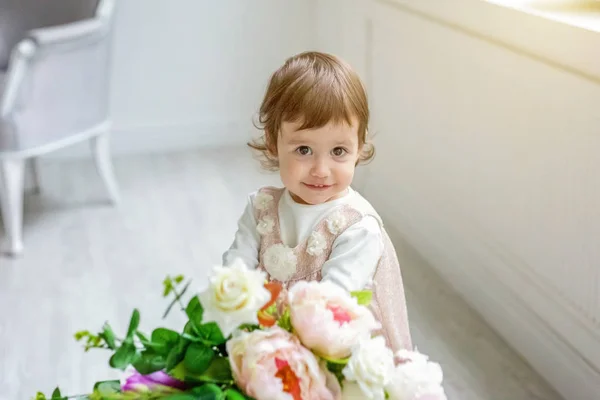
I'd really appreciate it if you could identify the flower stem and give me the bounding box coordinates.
[162,280,191,319]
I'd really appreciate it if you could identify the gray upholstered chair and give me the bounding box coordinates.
[0,0,119,256]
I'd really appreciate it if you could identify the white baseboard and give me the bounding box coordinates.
[43,119,254,159]
[373,193,600,400]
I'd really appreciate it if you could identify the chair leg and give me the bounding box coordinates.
[91,132,120,205]
[27,158,41,194]
[0,158,25,256]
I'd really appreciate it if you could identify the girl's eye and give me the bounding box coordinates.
[332,147,347,157]
[296,146,312,156]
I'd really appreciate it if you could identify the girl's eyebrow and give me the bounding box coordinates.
[286,136,312,145]
[334,139,354,146]
[286,137,354,146]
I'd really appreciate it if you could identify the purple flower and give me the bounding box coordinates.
[120,367,186,393]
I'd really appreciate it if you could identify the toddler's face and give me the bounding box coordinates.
[276,119,361,205]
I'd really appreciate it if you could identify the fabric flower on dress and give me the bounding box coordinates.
[326,211,347,235]
[256,216,275,236]
[263,244,297,282]
[254,192,274,211]
[307,231,327,256]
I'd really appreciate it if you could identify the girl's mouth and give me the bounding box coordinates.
[303,183,332,191]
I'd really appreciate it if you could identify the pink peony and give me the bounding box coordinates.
[226,326,341,400]
[287,281,380,360]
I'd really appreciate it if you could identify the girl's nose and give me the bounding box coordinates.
[310,158,330,178]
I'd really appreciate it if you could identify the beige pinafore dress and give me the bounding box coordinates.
[252,186,412,353]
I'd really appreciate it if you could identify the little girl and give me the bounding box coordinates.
[222,51,412,353]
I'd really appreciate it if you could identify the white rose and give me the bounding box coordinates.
[341,381,367,399]
[326,211,347,235]
[263,244,297,281]
[306,231,327,256]
[254,192,274,211]
[256,216,274,236]
[198,258,271,337]
[342,336,395,400]
[387,350,447,400]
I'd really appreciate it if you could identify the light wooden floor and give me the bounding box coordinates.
[0,147,563,400]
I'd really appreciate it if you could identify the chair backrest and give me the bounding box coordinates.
[0,0,116,150]
[0,0,99,71]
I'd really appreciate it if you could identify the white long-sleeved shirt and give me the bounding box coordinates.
[222,187,383,292]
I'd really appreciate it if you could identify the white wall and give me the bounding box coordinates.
[53,0,315,158]
[315,1,600,399]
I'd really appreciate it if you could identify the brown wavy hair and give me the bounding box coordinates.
[248,51,374,171]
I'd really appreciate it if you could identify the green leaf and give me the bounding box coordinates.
[150,327,180,355]
[350,290,373,306]
[326,360,346,386]
[132,349,166,375]
[50,387,63,399]
[183,321,197,335]
[109,342,137,370]
[161,394,199,400]
[174,275,185,284]
[277,308,292,332]
[93,380,121,395]
[185,296,204,327]
[166,337,190,371]
[74,330,90,341]
[89,391,138,400]
[199,357,233,383]
[152,328,180,346]
[135,330,151,345]
[169,362,187,381]
[197,323,225,345]
[100,323,117,350]
[125,309,141,340]
[163,276,174,297]
[190,383,223,400]
[184,343,214,374]
[321,354,350,365]
[224,388,247,400]
[34,392,47,400]
[171,357,233,385]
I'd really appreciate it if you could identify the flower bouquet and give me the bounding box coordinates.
[35,260,447,400]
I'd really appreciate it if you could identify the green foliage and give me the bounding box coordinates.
[109,341,137,370]
[276,308,292,332]
[35,273,374,400]
[326,360,347,386]
[350,289,373,306]
[183,343,214,375]
[185,297,203,328]
[74,330,105,352]
[133,348,166,375]
[196,323,226,346]
[150,328,180,355]
[36,273,245,399]
[223,389,248,400]
[100,323,117,350]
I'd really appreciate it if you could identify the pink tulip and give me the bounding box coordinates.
[287,281,380,360]
[227,326,341,400]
